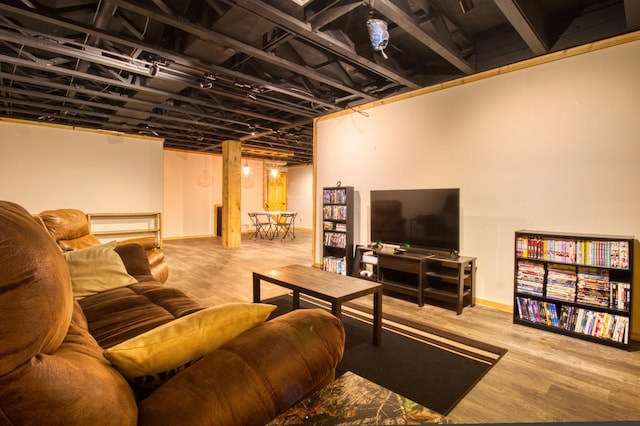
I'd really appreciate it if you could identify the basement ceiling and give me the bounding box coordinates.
[0,0,638,165]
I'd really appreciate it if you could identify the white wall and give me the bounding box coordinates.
[0,119,163,214]
[287,165,313,229]
[315,37,640,308]
[163,150,222,238]
[163,150,313,238]
[240,159,267,232]
[0,119,312,240]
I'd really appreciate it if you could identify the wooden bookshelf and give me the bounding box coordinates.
[87,212,162,246]
[513,230,637,350]
[322,186,354,275]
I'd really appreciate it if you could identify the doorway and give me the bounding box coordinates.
[214,204,222,237]
[265,171,287,211]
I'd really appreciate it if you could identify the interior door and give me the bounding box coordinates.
[266,172,287,211]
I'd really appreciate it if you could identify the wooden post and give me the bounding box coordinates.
[222,139,242,247]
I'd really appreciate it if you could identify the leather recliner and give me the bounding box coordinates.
[38,208,169,283]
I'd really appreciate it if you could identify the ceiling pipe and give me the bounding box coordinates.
[67,1,118,99]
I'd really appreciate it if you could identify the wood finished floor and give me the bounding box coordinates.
[162,230,640,424]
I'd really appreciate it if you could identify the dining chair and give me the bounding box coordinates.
[248,213,273,240]
[273,212,296,241]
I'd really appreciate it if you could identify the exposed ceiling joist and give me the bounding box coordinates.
[224,0,421,90]
[364,0,475,75]
[108,0,377,102]
[624,0,640,30]
[494,0,549,55]
[310,1,361,31]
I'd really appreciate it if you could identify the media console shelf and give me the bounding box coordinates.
[423,255,476,315]
[354,245,476,314]
[378,251,427,306]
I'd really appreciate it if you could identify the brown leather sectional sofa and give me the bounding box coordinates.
[38,208,169,284]
[0,201,345,425]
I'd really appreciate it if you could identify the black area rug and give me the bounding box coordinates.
[265,295,507,415]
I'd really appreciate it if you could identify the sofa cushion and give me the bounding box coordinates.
[138,309,346,426]
[104,303,276,388]
[114,243,153,277]
[63,241,138,300]
[0,201,74,375]
[0,302,138,425]
[79,282,205,348]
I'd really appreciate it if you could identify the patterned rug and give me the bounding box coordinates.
[266,294,507,415]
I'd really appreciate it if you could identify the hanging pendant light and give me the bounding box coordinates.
[266,161,287,179]
[367,16,389,59]
[242,160,251,177]
[242,159,255,189]
[197,158,213,187]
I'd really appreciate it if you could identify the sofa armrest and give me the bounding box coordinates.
[118,236,159,250]
[138,309,345,426]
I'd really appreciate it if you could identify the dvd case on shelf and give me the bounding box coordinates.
[322,187,354,276]
[514,230,634,350]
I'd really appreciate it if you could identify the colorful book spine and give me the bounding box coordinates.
[323,189,347,204]
[516,296,629,344]
[322,256,348,275]
[518,234,629,270]
[323,232,346,248]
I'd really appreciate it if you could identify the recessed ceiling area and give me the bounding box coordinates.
[0,0,637,165]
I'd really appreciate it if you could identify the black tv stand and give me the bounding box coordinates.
[353,245,477,314]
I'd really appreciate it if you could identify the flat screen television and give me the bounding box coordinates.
[370,188,460,253]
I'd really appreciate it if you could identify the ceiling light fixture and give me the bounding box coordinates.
[266,160,287,179]
[197,160,213,187]
[367,14,389,59]
[241,159,255,189]
[242,160,251,177]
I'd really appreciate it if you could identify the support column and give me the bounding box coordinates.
[222,139,242,247]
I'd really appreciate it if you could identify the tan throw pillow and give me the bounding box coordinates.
[103,303,277,388]
[63,241,138,300]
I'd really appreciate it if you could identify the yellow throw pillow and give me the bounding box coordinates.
[63,241,138,300]
[103,303,277,388]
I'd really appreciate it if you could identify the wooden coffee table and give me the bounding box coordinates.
[253,264,383,345]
